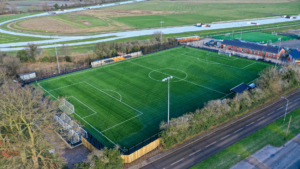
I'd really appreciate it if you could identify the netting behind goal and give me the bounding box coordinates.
[218,50,232,57]
[59,99,74,115]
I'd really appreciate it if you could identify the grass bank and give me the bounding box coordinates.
[192,107,300,169]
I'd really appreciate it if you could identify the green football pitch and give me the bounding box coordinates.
[213,32,294,43]
[37,47,271,149]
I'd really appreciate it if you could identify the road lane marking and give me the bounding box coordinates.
[171,158,184,166]
[268,111,275,116]
[257,116,265,121]
[234,128,243,133]
[294,98,300,102]
[278,107,284,110]
[220,135,230,140]
[189,149,202,156]
[206,141,216,148]
[246,122,255,127]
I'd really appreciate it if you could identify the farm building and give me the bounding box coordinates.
[176,36,200,43]
[221,40,285,59]
[289,49,300,65]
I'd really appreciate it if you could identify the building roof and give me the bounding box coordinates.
[18,71,36,76]
[175,36,199,39]
[222,39,281,53]
[230,83,250,94]
[289,49,300,59]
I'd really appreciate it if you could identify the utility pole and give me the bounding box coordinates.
[284,116,292,140]
[55,44,60,74]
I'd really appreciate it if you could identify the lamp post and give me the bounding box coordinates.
[54,43,60,74]
[162,76,173,127]
[160,21,164,46]
[281,96,289,123]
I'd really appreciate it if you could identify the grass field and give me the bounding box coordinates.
[213,32,295,43]
[8,0,300,34]
[192,107,300,169]
[36,47,271,149]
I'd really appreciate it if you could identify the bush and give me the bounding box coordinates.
[40,56,49,62]
[16,50,28,62]
[65,56,72,62]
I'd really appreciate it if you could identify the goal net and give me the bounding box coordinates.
[218,50,232,57]
[59,99,74,115]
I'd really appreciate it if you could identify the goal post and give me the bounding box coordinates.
[59,99,74,115]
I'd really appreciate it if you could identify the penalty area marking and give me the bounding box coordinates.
[37,82,142,151]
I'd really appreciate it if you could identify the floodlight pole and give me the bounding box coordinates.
[160,21,164,46]
[55,43,60,74]
[281,96,289,123]
[162,76,173,127]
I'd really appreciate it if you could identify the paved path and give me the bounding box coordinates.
[231,133,300,169]
[0,1,299,51]
[140,88,300,169]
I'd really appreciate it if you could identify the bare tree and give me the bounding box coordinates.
[0,2,6,14]
[151,31,165,42]
[0,81,65,168]
[26,43,39,62]
[10,4,17,14]
[2,56,20,76]
[60,44,71,56]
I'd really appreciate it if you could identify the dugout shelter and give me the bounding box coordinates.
[231,83,251,94]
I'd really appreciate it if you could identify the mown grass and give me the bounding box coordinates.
[192,108,300,169]
[51,14,108,29]
[36,47,270,148]
[107,1,300,29]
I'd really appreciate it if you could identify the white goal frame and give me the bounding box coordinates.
[59,99,75,115]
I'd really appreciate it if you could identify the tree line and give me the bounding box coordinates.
[159,64,300,149]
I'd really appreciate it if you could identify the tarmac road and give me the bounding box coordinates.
[142,88,300,169]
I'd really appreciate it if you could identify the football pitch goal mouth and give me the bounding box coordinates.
[38,81,143,151]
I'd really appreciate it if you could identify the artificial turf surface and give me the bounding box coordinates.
[37,47,271,149]
[213,32,294,43]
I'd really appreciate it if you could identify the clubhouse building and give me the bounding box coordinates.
[221,40,285,58]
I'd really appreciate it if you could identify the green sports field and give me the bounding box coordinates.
[213,32,294,43]
[37,47,271,149]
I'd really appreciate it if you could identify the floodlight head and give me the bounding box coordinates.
[170,76,173,79]
[160,21,164,23]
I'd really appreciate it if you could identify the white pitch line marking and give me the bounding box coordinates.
[220,135,230,140]
[257,116,265,121]
[171,158,184,166]
[234,128,243,133]
[268,111,275,116]
[242,62,256,69]
[246,122,255,127]
[206,141,216,148]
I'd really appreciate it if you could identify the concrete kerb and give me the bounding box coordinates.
[130,88,300,169]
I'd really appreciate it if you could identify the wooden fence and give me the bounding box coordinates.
[81,136,160,163]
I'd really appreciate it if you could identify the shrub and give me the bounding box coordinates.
[65,56,71,62]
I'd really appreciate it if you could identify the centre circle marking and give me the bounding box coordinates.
[148,68,188,82]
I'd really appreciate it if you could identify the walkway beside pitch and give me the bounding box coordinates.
[231,133,300,169]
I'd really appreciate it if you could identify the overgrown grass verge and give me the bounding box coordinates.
[191,105,300,169]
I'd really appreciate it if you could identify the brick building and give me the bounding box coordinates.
[221,40,285,59]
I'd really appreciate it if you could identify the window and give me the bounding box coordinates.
[263,52,266,55]
[241,48,243,52]
[257,51,260,54]
[273,54,276,57]
[245,48,247,52]
[231,46,233,49]
[251,50,253,53]
[268,53,271,56]
[254,50,256,53]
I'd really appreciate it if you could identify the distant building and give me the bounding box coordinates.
[289,49,300,65]
[221,40,285,59]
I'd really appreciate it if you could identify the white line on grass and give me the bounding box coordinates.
[48,81,85,91]
[242,62,256,69]
[69,96,98,118]
[128,61,226,95]
[38,83,126,151]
